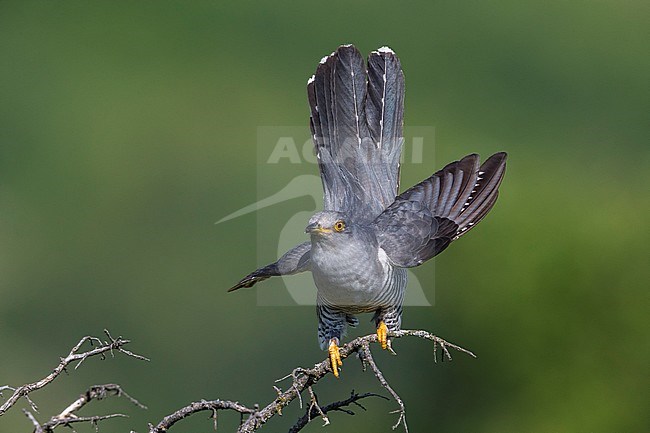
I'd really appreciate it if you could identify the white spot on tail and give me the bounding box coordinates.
[377,46,394,54]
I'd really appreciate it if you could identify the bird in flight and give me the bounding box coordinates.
[228,45,507,377]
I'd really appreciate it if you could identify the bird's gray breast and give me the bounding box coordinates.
[310,237,400,310]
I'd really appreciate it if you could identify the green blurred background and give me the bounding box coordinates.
[1,1,648,432]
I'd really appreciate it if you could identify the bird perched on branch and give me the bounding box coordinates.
[228,45,507,377]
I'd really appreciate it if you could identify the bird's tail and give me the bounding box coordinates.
[307,44,405,220]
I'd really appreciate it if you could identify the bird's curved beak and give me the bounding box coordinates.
[305,223,331,235]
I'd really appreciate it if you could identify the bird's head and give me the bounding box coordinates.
[305,211,351,239]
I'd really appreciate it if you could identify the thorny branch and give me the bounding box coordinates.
[150,329,474,433]
[0,329,148,424]
[288,390,388,433]
[25,408,126,433]
[55,383,146,419]
[2,329,473,432]
[24,384,148,433]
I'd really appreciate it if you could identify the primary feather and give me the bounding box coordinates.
[374,152,507,267]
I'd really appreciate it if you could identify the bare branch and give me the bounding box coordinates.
[0,330,148,417]
[148,399,257,432]
[147,329,471,433]
[23,409,44,433]
[359,341,408,431]
[42,413,128,432]
[306,386,329,426]
[56,383,146,419]
[20,383,146,432]
[237,329,472,432]
[4,329,469,433]
[288,390,388,433]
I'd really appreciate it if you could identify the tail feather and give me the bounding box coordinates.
[333,45,368,147]
[363,47,405,207]
[307,45,406,221]
[366,47,405,152]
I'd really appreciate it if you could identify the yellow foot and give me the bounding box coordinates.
[377,321,388,350]
[328,339,343,378]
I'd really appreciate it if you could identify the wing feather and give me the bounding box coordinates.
[374,152,507,267]
[455,153,507,236]
[227,242,311,292]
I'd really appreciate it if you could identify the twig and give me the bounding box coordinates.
[55,383,146,419]
[22,383,146,433]
[288,390,388,433]
[23,409,44,433]
[359,341,408,431]
[35,411,127,432]
[148,399,257,432]
[20,383,146,432]
[306,386,328,426]
[0,330,148,417]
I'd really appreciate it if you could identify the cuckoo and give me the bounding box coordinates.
[228,45,507,377]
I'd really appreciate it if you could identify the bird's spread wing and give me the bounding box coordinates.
[227,242,311,291]
[307,45,405,223]
[374,152,507,267]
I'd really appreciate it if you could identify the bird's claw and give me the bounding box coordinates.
[386,338,397,355]
[377,321,389,350]
[328,339,343,378]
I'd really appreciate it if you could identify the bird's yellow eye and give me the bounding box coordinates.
[333,220,345,232]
